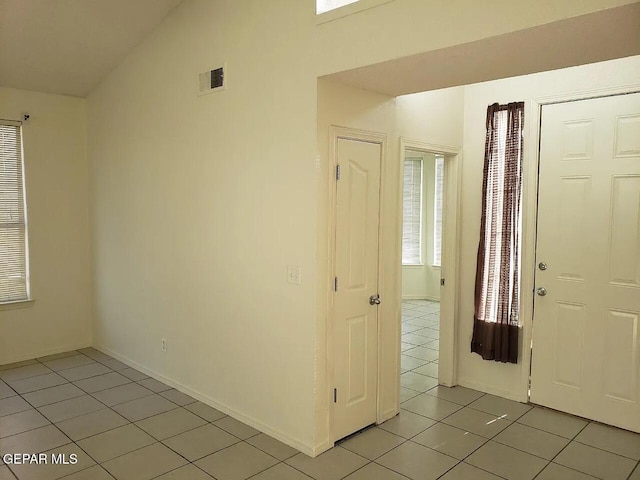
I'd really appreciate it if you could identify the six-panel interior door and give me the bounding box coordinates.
[333,137,382,441]
[530,92,640,432]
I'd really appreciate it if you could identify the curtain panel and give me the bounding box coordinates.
[471,102,525,364]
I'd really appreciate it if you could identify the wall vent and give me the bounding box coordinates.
[198,65,225,95]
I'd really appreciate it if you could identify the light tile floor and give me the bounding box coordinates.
[0,300,638,479]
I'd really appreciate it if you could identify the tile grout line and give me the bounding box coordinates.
[0,359,206,478]
[397,392,612,479]
[402,302,638,480]
[531,420,595,480]
[67,411,239,478]
[7,324,640,480]
[381,400,634,480]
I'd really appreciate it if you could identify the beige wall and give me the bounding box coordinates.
[396,87,465,301]
[395,88,465,148]
[88,0,320,454]
[0,87,91,364]
[84,0,637,456]
[457,56,640,400]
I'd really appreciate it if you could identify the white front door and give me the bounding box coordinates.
[530,92,640,432]
[333,136,382,441]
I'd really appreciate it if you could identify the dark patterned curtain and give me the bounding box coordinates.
[471,102,524,364]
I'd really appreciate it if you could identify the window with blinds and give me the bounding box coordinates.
[0,122,30,303]
[433,156,444,266]
[402,157,422,265]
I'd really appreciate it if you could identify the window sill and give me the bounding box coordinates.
[402,264,424,267]
[0,299,35,311]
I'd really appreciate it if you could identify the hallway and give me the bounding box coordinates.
[400,300,440,403]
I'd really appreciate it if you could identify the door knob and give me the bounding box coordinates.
[369,294,381,305]
[536,287,547,296]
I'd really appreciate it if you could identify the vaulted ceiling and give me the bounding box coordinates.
[0,0,182,97]
[2,1,639,99]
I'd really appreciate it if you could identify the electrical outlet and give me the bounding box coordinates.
[287,265,302,285]
[161,339,167,353]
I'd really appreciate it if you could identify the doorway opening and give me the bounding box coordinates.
[399,139,461,395]
[400,148,444,400]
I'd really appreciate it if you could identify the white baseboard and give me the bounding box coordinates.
[312,440,333,457]
[458,377,528,403]
[401,295,440,301]
[93,344,317,457]
[0,342,91,366]
[378,406,399,425]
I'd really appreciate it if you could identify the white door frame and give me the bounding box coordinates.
[327,126,387,443]
[522,83,640,402]
[399,138,462,387]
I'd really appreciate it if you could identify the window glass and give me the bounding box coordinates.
[0,122,30,303]
[316,0,359,14]
[402,157,422,265]
[433,156,444,266]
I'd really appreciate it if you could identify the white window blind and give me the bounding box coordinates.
[433,156,444,266]
[402,158,422,265]
[0,122,29,303]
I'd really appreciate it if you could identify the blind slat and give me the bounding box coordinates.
[433,156,444,266]
[0,123,29,303]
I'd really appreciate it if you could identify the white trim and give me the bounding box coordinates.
[94,344,319,457]
[0,341,89,367]
[458,377,524,402]
[400,138,461,388]
[316,0,394,24]
[402,295,440,302]
[0,119,22,127]
[327,126,388,443]
[0,298,34,311]
[522,83,640,403]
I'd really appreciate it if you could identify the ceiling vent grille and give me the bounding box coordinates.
[198,65,225,95]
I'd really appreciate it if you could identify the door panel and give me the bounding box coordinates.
[333,137,381,441]
[556,176,591,282]
[609,175,640,286]
[603,309,638,403]
[531,92,640,433]
[346,315,368,404]
[553,302,585,389]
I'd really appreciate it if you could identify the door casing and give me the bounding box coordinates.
[326,127,463,446]
[399,138,462,388]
